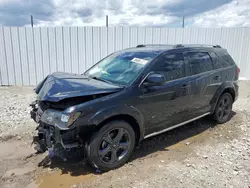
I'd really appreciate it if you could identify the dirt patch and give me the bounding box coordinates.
[2,167,35,180]
[0,81,250,188]
[37,170,94,188]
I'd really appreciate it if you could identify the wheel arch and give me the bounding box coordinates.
[97,114,141,144]
[221,87,235,101]
[210,82,236,113]
[87,105,145,143]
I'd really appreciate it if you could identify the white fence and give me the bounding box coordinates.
[0,27,249,86]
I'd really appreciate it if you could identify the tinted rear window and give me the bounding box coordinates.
[186,52,213,76]
[210,51,235,69]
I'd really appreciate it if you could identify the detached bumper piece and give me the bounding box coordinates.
[30,101,84,160]
[30,101,38,123]
[32,123,81,160]
[30,100,45,123]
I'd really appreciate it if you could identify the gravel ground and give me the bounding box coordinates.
[0,81,249,188]
[0,86,36,139]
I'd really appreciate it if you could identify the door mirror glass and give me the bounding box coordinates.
[144,73,166,86]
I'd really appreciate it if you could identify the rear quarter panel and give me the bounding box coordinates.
[209,65,238,112]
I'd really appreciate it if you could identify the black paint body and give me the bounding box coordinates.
[32,45,239,146]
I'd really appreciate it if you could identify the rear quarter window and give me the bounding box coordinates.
[210,51,235,69]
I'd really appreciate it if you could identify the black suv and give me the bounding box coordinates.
[30,44,239,171]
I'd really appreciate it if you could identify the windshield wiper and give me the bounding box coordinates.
[89,76,112,84]
[89,76,126,88]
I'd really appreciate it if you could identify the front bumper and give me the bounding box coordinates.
[33,123,79,151]
[30,101,80,156]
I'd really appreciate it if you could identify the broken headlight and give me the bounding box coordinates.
[41,109,81,129]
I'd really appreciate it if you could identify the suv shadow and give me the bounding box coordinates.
[38,112,236,175]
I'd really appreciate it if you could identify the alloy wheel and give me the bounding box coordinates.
[216,95,232,121]
[98,128,131,164]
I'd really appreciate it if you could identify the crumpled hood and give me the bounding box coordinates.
[35,72,123,102]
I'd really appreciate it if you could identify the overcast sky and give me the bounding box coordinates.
[0,0,249,27]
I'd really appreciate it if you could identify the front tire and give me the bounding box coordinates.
[213,93,233,124]
[86,120,135,171]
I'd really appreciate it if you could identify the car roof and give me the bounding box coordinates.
[122,44,225,54]
[117,44,226,56]
[121,45,173,54]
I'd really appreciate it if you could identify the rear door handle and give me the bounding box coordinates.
[213,76,220,80]
[180,83,190,95]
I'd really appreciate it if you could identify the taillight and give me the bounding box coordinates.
[237,67,240,75]
[236,67,240,79]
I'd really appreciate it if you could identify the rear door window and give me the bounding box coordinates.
[152,53,185,81]
[185,52,213,76]
[209,52,224,69]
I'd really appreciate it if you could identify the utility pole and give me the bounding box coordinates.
[182,16,185,28]
[31,15,34,27]
[106,15,108,27]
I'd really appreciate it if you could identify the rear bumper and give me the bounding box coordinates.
[234,81,239,101]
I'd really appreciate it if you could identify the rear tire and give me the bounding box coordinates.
[213,93,233,124]
[86,120,135,171]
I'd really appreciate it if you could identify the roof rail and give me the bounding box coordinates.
[214,45,222,48]
[174,44,221,48]
[136,44,146,47]
[174,44,184,48]
[136,44,174,48]
[137,44,222,49]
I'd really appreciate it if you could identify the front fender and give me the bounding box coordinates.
[87,105,145,140]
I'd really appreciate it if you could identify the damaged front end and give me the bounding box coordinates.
[30,72,123,160]
[30,100,83,160]
[30,92,113,160]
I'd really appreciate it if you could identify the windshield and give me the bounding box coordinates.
[85,50,160,86]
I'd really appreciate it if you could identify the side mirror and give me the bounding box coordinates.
[143,73,166,86]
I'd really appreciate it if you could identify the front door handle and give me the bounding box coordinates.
[181,84,189,88]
